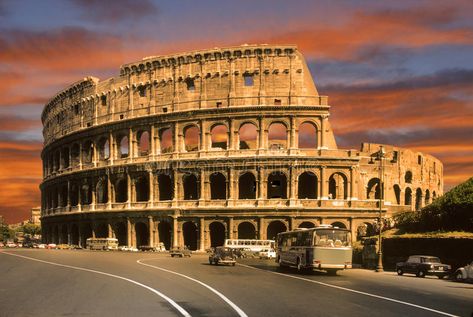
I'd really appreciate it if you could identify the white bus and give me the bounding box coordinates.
[276,225,352,274]
[224,239,275,252]
[86,238,118,251]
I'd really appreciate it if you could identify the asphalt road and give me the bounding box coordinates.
[0,249,471,317]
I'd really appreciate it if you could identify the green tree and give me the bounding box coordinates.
[22,223,41,236]
[0,224,15,242]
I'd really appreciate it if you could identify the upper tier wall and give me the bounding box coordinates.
[42,45,327,146]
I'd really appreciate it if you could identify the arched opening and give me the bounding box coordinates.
[267,172,287,199]
[119,135,129,158]
[96,178,108,204]
[393,184,401,204]
[209,222,226,247]
[158,221,172,250]
[183,222,198,250]
[415,188,422,210]
[80,183,92,205]
[367,178,381,199]
[432,191,437,200]
[298,172,317,199]
[114,222,127,246]
[115,178,128,203]
[328,173,347,199]
[71,144,80,167]
[356,222,375,240]
[405,187,412,206]
[95,223,108,238]
[267,221,287,240]
[210,172,226,200]
[211,124,228,150]
[82,141,94,164]
[160,128,173,153]
[54,151,60,171]
[62,147,70,168]
[298,221,315,229]
[425,189,431,205]
[184,125,199,152]
[135,176,149,202]
[138,131,150,156]
[331,221,347,229]
[71,224,79,245]
[238,172,256,199]
[238,222,256,239]
[81,223,93,248]
[183,174,199,200]
[70,184,79,206]
[60,185,68,207]
[298,122,317,148]
[135,222,149,247]
[158,174,173,200]
[98,138,110,160]
[405,171,413,183]
[268,122,287,150]
[239,123,257,149]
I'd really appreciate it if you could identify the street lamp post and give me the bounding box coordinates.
[376,145,385,272]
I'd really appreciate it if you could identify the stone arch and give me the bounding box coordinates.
[238,221,256,239]
[328,172,348,199]
[98,137,110,160]
[298,221,316,228]
[135,175,149,202]
[80,182,92,205]
[210,172,226,200]
[59,184,68,207]
[95,223,108,238]
[71,143,80,166]
[405,171,413,184]
[238,172,256,199]
[115,177,128,203]
[267,171,287,199]
[268,122,287,150]
[184,125,199,152]
[298,171,318,199]
[209,221,226,247]
[118,135,129,158]
[96,178,108,204]
[405,187,412,206]
[267,220,287,240]
[158,221,172,250]
[331,221,347,229]
[182,221,198,250]
[183,174,199,200]
[367,178,381,199]
[298,121,318,148]
[239,122,257,149]
[432,191,437,200]
[62,147,70,168]
[70,183,79,206]
[82,140,94,163]
[114,222,127,246]
[137,130,150,156]
[158,174,173,200]
[415,188,422,210]
[135,222,149,247]
[393,184,401,205]
[425,189,431,205]
[160,128,173,153]
[210,124,228,150]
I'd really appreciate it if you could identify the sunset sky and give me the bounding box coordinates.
[0,0,472,224]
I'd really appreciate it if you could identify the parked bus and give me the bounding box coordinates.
[276,225,352,274]
[86,238,118,251]
[224,239,275,252]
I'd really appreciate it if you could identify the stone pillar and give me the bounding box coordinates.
[148,171,154,207]
[109,131,114,163]
[228,217,234,239]
[289,166,297,203]
[78,225,83,248]
[128,128,134,160]
[258,167,265,199]
[349,166,355,200]
[320,166,327,200]
[66,180,71,208]
[150,125,156,157]
[127,173,132,208]
[67,225,72,245]
[79,143,83,170]
[227,168,235,203]
[131,221,136,247]
[200,120,207,152]
[289,116,296,150]
[91,184,96,211]
[258,116,264,150]
[107,176,112,209]
[172,216,178,248]
[172,170,180,206]
[199,218,205,251]
[173,122,180,154]
[228,118,235,150]
[199,170,206,202]
[258,218,265,240]
[320,115,328,149]
[148,216,154,247]
[92,142,97,168]
[127,217,131,247]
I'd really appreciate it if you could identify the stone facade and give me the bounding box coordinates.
[40,44,443,250]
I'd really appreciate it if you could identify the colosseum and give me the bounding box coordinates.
[40,44,443,250]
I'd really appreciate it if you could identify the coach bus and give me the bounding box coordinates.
[276,225,352,274]
[86,238,119,251]
[224,239,275,252]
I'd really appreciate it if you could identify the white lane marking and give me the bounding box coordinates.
[0,251,191,317]
[238,264,459,317]
[137,259,248,317]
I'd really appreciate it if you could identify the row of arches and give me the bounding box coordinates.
[44,120,320,175]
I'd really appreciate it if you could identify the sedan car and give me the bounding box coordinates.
[454,261,473,282]
[396,255,451,278]
[209,247,236,266]
[170,246,192,257]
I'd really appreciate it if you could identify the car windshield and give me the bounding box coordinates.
[314,229,351,247]
[422,257,440,263]
[217,248,233,256]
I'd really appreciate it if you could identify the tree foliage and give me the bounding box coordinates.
[394,177,473,232]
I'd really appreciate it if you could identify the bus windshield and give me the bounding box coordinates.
[314,230,351,247]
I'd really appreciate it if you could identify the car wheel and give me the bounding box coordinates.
[397,268,404,276]
[416,270,426,278]
[455,272,464,281]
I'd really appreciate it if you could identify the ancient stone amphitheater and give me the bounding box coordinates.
[40,44,443,250]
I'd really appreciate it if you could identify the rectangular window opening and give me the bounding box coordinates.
[186,79,195,91]
[216,102,222,108]
[139,86,146,97]
[274,99,281,105]
[163,107,168,113]
[244,74,254,86]
[101,95,107,106]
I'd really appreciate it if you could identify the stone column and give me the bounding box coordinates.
[320,115,328,149]
[148,216,154,247]
[172,216,178,248]
[92,142,97,168]
[228,118,235,150]
[199,170,206,202]
[228,217,234,239]
[150,125,156,158]
[200,120,207,152]
[258,116,264,150]
[79,143,83,170]
[148,171,154,207]
[258,218,265,240]
[173,122,180,154]
[91,184,96,211]
[320,166,327,200]
[172,170,180,206]
[258,167,265,199]
[128,128,134,160]
[289,166,297,205]
[131,221,136,247]
[66,180,71,209]
[107,176,112,209]
[199,218,205,251]
[227,168,235,203]
[127,217,131,247]
[109,131,114,164]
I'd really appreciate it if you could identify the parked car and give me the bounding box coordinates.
[57,244,70,250]
[259,248,276,259]
[37,244,47,249]
[6,242,17,248]
[396,255,451,278]
[47,243,57,249]
[170,246,192,257]
[0,242,4,248]
[454,261,473,282]
[209,247,236,266]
